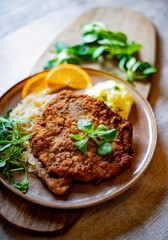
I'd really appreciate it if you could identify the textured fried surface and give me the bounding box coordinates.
[36,166,72,195]
[31,90,133,195]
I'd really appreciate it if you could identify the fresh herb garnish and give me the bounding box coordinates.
[70,119,117,156]
[115,55,157,85]
[44,22,157,84]
[0,109,31,193]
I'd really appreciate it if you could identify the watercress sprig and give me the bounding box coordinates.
[0,109,31,193]
[70,119,117,156]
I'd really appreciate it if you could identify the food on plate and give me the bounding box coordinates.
[85,80,133,119]
[1,73,134,195]
[22,64,93,98]
[70,119,117,156]
[0,90,54,192]
[31,90,133,195]
[11,90,53,172]
[44,22,157,85]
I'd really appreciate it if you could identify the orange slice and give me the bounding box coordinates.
[46,64,93,89]
[21,72,64,98]
[22,73,48,98]
[22,64,93,98]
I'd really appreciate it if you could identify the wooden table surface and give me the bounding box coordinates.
[0,0,168,239]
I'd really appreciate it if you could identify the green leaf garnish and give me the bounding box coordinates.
[70,119,117,156]
[69,134,86,140]
[92,46,107,60]
[0,109,31,193]
[77,119,93,132]
[54,41,68,53]
[74,136,90,154]
[96,124,109,131]
[113,86,120,90]
[44,21,157,85]
[117,55,157,84]
[97,129,117,141]
[81,33,98,44]
[97,142,112,156]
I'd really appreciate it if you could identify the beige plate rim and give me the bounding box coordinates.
[0,68,157,209]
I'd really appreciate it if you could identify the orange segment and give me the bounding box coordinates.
[46,64,93,89]
[22,73,48,98]
[47,83,66,93]
[22,64,93,99]
[21,72,64,98]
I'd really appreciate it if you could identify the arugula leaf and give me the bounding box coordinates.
[0,161,6,167]
[5,169,28,193]
[5,108,13,118]
[0,109,31,193]
[19,169,29,193]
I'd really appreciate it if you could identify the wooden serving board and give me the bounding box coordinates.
[0,183,83,235]
[0,7,156,235]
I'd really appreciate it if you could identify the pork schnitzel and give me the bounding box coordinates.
[31,90,133,195]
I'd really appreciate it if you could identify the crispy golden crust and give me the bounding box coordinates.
[36,166,72,195]
[31,90,133,195]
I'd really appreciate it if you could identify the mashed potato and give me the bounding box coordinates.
[11,90,53,172]
[85,80,133,120]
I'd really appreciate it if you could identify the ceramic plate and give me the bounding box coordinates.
[0,68,157,209]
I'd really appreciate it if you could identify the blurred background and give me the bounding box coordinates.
[0,0,167,96]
